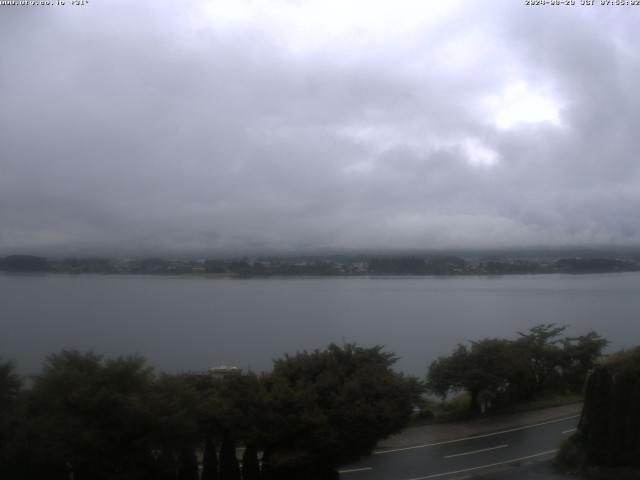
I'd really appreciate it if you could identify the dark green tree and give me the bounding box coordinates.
[201,435,219,480]
[0,360,22,478]
[242,444,261,480]
[427,325,608,414]
[561,331,609,391]
[219,434,241,480]
[214,372,267,445]
[155,449,179,480]
[0,360,20,409]
[579,347,640,468]
[24,351,156,480]
[428,339,522,412]
[514,324,567,397]
[426,344,469,400]
[177,447,199,480]
[558,346,640,474]
[146,373,205,480]
[260,343,417,478]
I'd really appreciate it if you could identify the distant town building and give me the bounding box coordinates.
[209,365,241,379]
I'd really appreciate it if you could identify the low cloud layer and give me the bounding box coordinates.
[1,1,640,255]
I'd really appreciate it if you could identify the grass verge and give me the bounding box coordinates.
[410,392,583,427]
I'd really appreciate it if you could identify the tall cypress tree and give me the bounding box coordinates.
[241,444,261,480]
[177,448,199,480]
[201,435,219,480]
[260,450,273,480]
[219,435,241,480]
[156,449,179,480]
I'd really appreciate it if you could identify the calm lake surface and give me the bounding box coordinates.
[2,273,640,376]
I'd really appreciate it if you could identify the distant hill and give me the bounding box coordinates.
[555,257,638,273]
[0,255,50,272]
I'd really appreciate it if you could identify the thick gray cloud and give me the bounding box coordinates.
[1,0,640,255]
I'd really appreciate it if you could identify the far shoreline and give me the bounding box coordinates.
[2,270,640,280]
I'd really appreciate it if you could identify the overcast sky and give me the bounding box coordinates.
[1,0,639,256]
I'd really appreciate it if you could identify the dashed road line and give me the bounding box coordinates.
[443,444,508,459]
[403,449,559,480]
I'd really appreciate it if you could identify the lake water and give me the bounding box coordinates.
[2,273,640,377]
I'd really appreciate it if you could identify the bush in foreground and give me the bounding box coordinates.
[0,344,420,479]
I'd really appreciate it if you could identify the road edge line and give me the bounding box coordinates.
[374,415,579,454]
[339,467,373,474]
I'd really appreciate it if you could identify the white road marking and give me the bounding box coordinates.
[404,449,559,480]
[561,428,577,434]
[374,415,580,455]
[338,467,373,474]
[443,444,508,459]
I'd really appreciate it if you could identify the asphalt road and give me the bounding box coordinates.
[338,415,579,480]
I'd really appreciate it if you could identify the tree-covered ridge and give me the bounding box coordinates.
[1,253,639,276]
[0,344,418,480]
[426,324,607,414]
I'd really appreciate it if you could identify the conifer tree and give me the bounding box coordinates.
[241,444,261,480]
[201,435,219,480]
[178,448,199,480]
[157,449,179,480]
[219,435,241,480]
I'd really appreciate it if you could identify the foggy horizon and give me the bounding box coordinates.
[2,1,640,255]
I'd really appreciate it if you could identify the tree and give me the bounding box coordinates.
[242,444,261,480]
[427,344,469,400]
[17,352,214,480]
[177,447,199,480]
[219,434,241,480]
[0,361,22,478]
[213,372,267,445]
[557,346,640,474]
[24,351,156,480]
[201,435,219,480]
[260,343,417,478]
[427,325,608,414]
[0,360,20,409]
[514,324,567,397]
[427,340,523,413]
[561,331,609,391]
[146,373,205,478]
